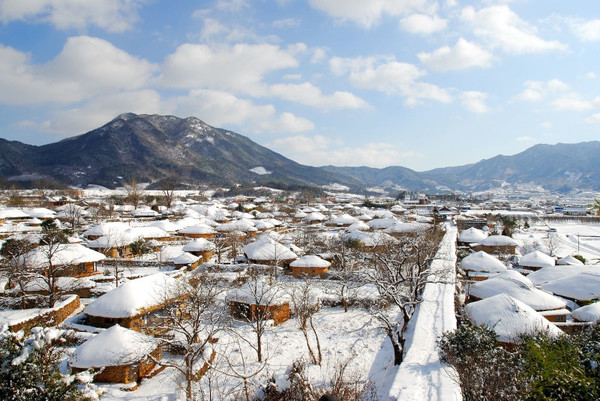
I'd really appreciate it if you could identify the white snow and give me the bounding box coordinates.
[249,166,272,175]
[461,251,507,273]
[571,302,600,323]
[388,225,462,401]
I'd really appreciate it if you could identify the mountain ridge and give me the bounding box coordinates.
[1,113,599,193]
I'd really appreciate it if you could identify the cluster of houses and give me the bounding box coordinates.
[457,224,600,344]
[0,191,442,385]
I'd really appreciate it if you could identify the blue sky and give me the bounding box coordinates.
[0,0,599,171]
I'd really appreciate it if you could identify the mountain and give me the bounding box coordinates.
[325,142,600,193]
[1,113,599,193]
[1,113,361,189]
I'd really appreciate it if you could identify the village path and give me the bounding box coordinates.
[387,223,462,401]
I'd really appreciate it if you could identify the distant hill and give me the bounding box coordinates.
[0,113,598,193]
[0,113,361,189]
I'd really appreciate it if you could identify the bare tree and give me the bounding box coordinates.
[151,274,226,401]
[544,233,560,257]
[62,203,84,233]
[0,238,36,308]
[365,228,443,365]
[161,176,179,209]
[289,279,322,366]
[230,274,283,363]
[123,178,145,209]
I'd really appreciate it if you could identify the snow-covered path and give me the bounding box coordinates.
[388,224,462,401]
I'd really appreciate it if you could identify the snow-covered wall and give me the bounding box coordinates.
[388,224,462,401]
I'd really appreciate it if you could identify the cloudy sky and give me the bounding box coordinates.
[0,0,599,171]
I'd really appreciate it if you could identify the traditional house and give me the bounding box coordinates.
[460,250,507,281]
[468,271,569,322]
[383,222,429,237]
[70,324,161,384]
[182,238,215,263]
[457,227,487,247]
[290,255,331,278]
[84,273,184,335]
[518,250,555,271]
[20,243,106,278]
[243,236,298,266]
[171,252,200,270]
[465,293,563,345]
[227,281,290,325]
[177,224,216,239]
[475,235,518,254]
[541,273,600,306]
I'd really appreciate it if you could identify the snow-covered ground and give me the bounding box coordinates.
[388,225,462,401]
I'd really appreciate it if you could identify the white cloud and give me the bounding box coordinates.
[171,89,314,134]
[268,135,421,167]
[585,72,597,79]
[161,43,298,96]
[330,56,452,105]
[269,82,368,109]
[541,122,552,128]
[585,113,600,124]
[418,38,493,71]
[273,18,301,28]
[215,0,249,12]
[42,90,162,135]
[514,79,569,102]
[552,95,596,111]
[308,0,436,29]
[0,0,142,32]
[201,18,229,40]
[0,36,156,105]
[400,13,447,35]
[570,18,600,42]
[516,136,535,142]
[461,5,567,54]
[311,47,327,63]
[461,91,489,113]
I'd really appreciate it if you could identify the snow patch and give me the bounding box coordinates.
[250,166,272,175]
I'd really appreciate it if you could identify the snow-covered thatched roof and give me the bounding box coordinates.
[70,325,158,368]
[556,255,584,266]
[172,252,200,265]
[84,273,182,318]
[540,272,600,302]
[243,236,298,262]
[343,230,397,247]
[384,222,428,235]
[481,235,518,246]
[571,302,600,323]
[367,218,397,230]
[178,224,216,235]
[519,250,555,269]
[182,238,215,252]
[226,281,289,305]
[461,251,507,273]
[468,272,566,311]
[458,227,487,243]
[465,294,563,343]
[290,255,331,268]
[19,243,106,269]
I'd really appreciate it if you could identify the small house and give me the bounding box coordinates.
[70,324,161,384]
[227,281,290,326]
[84,273,185,335]
[182,238,215,263]
[290,255,331,278]
[243,236,298,266]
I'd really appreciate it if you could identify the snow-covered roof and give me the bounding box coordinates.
[329,214,358,226]
[458,227,487,243]
[460,251,507,273]
[227,281,289,305]
[19,243,106,268]
[0,208,30,219]
[182,238,215,252]
[84,273,182,318]
[541,272,600,301]
[216,218,257,233]
[556,255,584,266]
[481,235,518,246]
[290,255,331,268]
[465,294,563,343]
[172,252,200,265]
[343,230,397,247]
[469,273,566,311]
[519,250,555,268]
[26,208,57,219]
[304,212,326,222]
[571,302,600,323]
[367,218,398,230]
[82,222,129,238]
[384,222,428,234]
[346,221,371,232]
[70,325,158,368]
[243,236,298,262]
[178,224,216,235]
[147,220,181,233]
[526,266,599,286]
